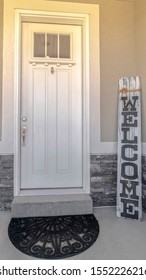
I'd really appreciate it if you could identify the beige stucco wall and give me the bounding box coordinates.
[100,0,136,142]
[135,0,146,142]
[0,0,3,140]
[0,0,140,154]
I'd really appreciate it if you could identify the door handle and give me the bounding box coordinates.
[22,125,27,146]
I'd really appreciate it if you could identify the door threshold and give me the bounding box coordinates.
[17,187,85,197]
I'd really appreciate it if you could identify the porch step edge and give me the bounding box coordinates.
[11,194,93,217]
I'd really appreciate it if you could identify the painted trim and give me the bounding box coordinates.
[14,10,21,196]
[14,8,91,196]
[95,142,146,155]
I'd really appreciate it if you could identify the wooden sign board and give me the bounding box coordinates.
[117,76,142,221]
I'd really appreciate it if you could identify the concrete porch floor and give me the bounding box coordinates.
[0,207,146,260]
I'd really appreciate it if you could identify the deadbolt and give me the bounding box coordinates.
[22,116,27,122]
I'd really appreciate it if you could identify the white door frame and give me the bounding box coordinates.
[14,9,90,196]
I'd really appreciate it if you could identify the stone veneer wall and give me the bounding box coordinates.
[0,155,13,211]
[0,154,146,211]
[90,154,117,207]
[142,155,146,212]
[91,154,146,211]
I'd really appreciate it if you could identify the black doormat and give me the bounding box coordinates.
[8,214,99,259]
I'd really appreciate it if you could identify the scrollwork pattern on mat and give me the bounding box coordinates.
[8,215,99,259]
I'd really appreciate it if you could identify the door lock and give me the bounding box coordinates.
[22,116,27,122]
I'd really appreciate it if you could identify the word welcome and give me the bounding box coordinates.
[119,95,140,220]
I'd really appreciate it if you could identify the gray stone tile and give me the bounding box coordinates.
[0,155,13,211]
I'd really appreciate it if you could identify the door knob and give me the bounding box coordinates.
[22,125,27,146]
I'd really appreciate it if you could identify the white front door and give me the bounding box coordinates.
[21,22,82,189]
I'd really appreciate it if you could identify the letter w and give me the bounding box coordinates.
[121,96,138,111]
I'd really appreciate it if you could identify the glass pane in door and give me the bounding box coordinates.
[47,34,58,58]
[59,34,70,59]
[34,33,45,57]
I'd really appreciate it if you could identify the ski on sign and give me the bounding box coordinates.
[117,76,142,221]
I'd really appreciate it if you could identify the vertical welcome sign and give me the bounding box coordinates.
[117,76,142,221]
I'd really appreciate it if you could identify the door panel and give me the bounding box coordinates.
[56,69,71,172]
[32,68,47,173]
[21,22,82,189]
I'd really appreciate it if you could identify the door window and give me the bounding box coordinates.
[33,32,71,59]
